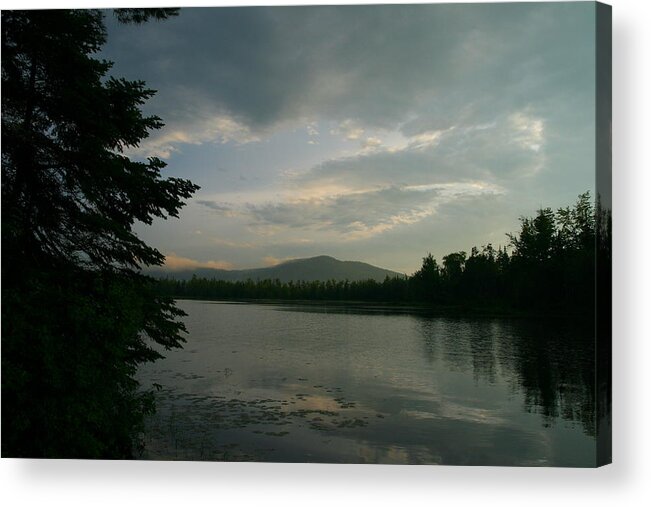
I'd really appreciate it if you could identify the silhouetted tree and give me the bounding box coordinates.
[463,245,500,302]
[156,193,602,318]
[2,9,198,457]
[411,253,441,301]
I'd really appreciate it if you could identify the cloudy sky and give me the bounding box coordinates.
[102,2,597,274]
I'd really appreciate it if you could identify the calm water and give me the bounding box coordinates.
[137,300,596,466]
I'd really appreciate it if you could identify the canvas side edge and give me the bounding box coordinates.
[595,0,612,468]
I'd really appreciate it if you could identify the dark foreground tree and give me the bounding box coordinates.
[2,9,199,457]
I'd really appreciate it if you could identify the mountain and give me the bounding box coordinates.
[149,255,405,282]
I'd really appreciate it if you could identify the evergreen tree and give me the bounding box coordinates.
[154,193,600,317]
[2,9,199,457]
[411,253,440,301]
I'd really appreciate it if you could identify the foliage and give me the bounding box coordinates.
[113,8,179,25]
[2,9,198,457]
[158,192,602,316]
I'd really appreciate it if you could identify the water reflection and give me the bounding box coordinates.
[416,316,595,436]
[137,301,596,466]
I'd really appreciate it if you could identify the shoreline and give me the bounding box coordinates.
[171,296,593,320]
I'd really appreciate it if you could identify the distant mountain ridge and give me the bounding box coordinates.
[149,255,405,282]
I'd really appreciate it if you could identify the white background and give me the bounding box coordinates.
[1,0,649,505]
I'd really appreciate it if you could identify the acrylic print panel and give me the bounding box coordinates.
[1,2,611,466]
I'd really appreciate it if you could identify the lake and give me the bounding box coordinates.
[136,299,596,466]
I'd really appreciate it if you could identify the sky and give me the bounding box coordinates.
[101,2,597,275]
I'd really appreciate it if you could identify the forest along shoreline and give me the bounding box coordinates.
[155,191,608,320]
[167,297,593,320]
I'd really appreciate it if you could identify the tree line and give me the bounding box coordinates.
[157,192,609,315]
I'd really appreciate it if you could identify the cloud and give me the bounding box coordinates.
[296,110,546,196]
[261,255,297,267]
[195,200,242,218]
[127,109,259,159]
[189,105,538,244]
[305,121,320,145]
[330,119,365,141]
[306,122,319,136]
[103,3,594,156]
[361,136,382,150]
[163,253,234,271]
[199,182,503,241]
[195,200,230,212]
[508,111,544,153]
